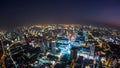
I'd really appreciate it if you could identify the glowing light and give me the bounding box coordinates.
[51,40,56,43]
[60,44,72,54]
[52,61,55,65]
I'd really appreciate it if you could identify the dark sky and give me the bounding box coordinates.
[0,0,120,29]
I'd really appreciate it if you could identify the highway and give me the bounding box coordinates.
[0,39,6,68]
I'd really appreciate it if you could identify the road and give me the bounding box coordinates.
[0,37,26,68]
[0,39,6,68]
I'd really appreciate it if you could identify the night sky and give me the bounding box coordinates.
[0,0,120,29]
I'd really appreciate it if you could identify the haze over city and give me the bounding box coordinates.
[0,0,120,29]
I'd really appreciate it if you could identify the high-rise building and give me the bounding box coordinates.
[51,39,56,54]
[70,48,77,60]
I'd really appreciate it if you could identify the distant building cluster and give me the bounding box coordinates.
[0,24,120,68]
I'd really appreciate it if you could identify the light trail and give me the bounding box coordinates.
[0,39,6,68]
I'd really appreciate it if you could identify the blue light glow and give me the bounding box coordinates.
[60,44,72,54]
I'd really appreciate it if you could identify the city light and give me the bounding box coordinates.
[0,24,120,68]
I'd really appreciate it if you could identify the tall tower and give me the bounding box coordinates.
[70,48,77,68]
[89,43,95,56]
[70,48,77,60]
[51,39,56,54]
[23,35,29,45]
